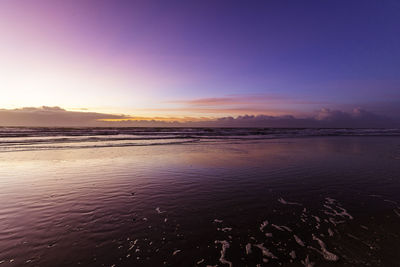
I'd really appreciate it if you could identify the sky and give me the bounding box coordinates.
[0,0,399,126]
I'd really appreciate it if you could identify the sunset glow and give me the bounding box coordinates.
[0,0,399,125]
[1,2,400,266]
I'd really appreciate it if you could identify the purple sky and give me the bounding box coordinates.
[1,0,399,125]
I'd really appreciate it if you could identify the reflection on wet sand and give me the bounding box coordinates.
[0,136,399,266]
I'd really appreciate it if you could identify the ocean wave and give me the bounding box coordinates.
[0,127,399,152]
[0,138,200,152]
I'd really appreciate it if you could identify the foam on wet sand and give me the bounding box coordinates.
[215,240,232,267]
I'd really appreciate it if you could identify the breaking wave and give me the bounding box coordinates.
[0,127,399,152]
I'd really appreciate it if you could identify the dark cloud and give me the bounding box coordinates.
[214,109,393,128]
[198,108,398,128]
[0,106,126,127]
[0,106,398,128]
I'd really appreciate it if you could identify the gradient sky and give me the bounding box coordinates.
[1,0,399,120]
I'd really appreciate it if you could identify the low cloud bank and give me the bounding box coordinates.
[0,106,126,127]
[0,106,398,128]
[206,108,398,128]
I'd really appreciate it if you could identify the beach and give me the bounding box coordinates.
[3,0,400,265]
[0,129,399,266]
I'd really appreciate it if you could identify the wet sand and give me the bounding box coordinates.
[0,136,399,266]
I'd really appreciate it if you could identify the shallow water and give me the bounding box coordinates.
[0,133,400,266]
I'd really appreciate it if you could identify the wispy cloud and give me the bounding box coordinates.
[158,94,332,117]
[99,116,209,123]
[140,107,291,116]
[168,95,330,107]
[169,97,248,106]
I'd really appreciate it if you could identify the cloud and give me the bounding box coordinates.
[198,108,398,128]
[0,106,398,128]
[140,107,290,116]
[159,95,333,117]
[313,108,394,128]
[169,95,330,107]
[171,97,245,106]
[0,106,126,127]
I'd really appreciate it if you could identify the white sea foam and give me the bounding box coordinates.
[384,199,397,204]
[196,259,204,264]
[260,220,268,232]
[293,235,305,246]
[328,217,345,226]
[312,215,320,222]
[254,243,277,259]
[280,225,292,232]
[271,224,292,232]
[245,243,252,255]
[311,234,339,261]
[278,197,302,206]
[324,200,353,220]
[271,224,284,231]
[215,240,232,267]
[290,250,296,259]
[128,239,139,251]
[301,255,315,267]
[156,207,165,214]
[325,197,336,204]
[172,250,181,256]
[328,228,334,236]
[213,219,223,223]
[335,206,353,219]
[217,227,232,232]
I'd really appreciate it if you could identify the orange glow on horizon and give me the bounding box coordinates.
[98,116,214,123]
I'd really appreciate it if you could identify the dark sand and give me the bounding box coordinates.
[0,136,399,266]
